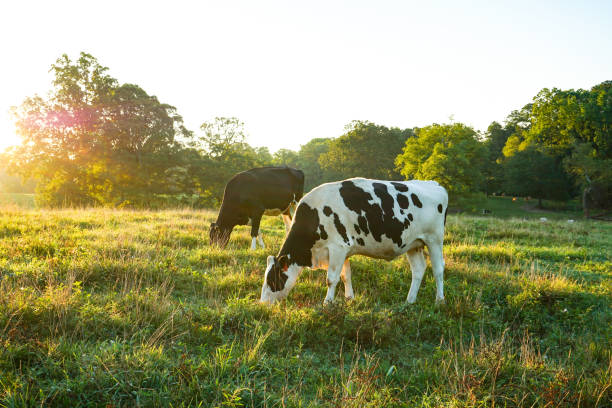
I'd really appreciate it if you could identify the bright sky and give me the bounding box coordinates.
[1,0,611,153]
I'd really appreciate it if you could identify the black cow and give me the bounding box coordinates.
[210,167,305,249]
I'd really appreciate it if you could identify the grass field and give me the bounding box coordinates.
[0,204,610,407]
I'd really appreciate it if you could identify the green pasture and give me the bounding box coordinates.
[0,205,610,407]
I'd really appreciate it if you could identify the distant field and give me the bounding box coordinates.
[0,206,610,407]
[0,192,585,220]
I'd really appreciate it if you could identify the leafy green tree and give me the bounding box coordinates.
[6,52,193,207]
[395,123,487,195]
[507,82,612,214]
[199,117,248,158]
[254,146,274,165]
[503,147,571,207]
[0,167,35,193]
[565,142,612,216]
[501,104,533,158]
[295,138,333,191]
[319,121,413,181]
[482,121,512,194]
[272,148,299,167]
[197,117,273,202]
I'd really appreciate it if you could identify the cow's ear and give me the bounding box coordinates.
[278,255,289,271]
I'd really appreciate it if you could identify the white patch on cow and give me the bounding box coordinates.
[250,237,257,250]
[261,256,301,303]
[257,234,265,248]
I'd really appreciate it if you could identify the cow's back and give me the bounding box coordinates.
[220,167,304,216]
[297,178,447,260]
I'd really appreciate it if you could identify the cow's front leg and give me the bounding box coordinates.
[340,259,354,300]
[427,240,445,304]
[257,233,265,249]
[250,211,263,251]
[406,248,426,304]
[324,251,346,304]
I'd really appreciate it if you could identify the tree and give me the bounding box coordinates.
[272,148,299,167]
[503,147,571,207]
[565,143,612,217]
[295,138,333,191]
[482,121,512,194]
[509,82,612,215]
[501,104,533,158]
[199,117,248,158]
[0,167,35,193]
[197,117,273,202]
[6,52,194,207]
[319,121,413,181]
[395,123,487,195]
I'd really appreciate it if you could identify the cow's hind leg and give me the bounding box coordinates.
[406,247,426,304]
[340,259,354,300]
[324,249,347,304]
[281,214,292,233]
[426,239,445,304]
[250,211,264,250]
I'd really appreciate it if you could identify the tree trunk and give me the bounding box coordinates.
[583,187,590,218]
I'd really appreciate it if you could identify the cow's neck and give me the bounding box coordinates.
[277,202,320,268]
[216,204,241,227]
[278,230,314,268]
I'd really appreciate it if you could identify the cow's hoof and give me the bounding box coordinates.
[435,298,446,306]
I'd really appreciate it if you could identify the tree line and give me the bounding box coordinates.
[1,53,610,215]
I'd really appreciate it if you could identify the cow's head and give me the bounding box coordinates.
[209,222,232,248]
[260,255,301,304]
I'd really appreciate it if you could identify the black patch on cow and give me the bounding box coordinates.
[354,224,361,234]
[319,224,328,240]
[339,180,406,247]
[266,262,289,292]
[356,237,365,246]
[333,213,350,244]
[403,219,410,228]
[411,193,423,208]
[391,182,409,192]
[277,203,320,268]
[397,194,409,209]
[357,215,369,235]
[408,213,413,221]
[323,206,333,216]
[437,204,443,213]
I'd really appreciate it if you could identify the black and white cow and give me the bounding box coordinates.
[210,166,305,250]
[260,178,448,304]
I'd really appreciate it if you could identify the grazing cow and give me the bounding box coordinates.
[210,167,305,250]
[260,178,448,305]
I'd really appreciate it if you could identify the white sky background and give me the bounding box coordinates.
[1,0,611,153]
